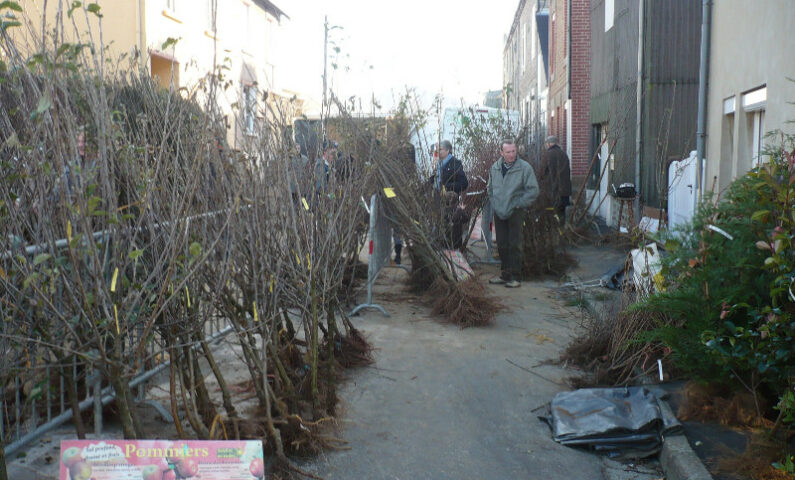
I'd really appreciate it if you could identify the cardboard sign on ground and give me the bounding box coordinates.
[59,439,264,480]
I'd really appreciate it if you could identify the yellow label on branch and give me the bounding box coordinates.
[110,267,119,292]
[301,197,310,210]
[114,304,120,335]
[253,301,259,322]
[383,187,396,198]
[66,220,72,242]
[185,286,191,308]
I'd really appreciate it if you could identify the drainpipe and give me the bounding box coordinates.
[567,0,571,101]
[695,0,712,211]
[634,0,644,214]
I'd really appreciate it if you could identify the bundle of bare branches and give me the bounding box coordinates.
[563,288,671,387]
[522,182,576,277]
[362,107,500,328]
[0,7,378,476]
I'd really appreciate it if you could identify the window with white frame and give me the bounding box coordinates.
[605,0,614,32]
[750,109,766,166]
[742,86,767,166]
[242,84,257,135]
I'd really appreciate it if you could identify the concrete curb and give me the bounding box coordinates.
[659,401,713,480]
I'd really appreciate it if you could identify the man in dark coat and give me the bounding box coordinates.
[539,135,572,224]
[430,140,468,194]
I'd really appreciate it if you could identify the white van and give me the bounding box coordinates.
[412,106,521,172]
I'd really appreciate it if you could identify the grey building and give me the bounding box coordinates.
[588,0,701,223]
[703,0,795,195]
[503,0,549,160]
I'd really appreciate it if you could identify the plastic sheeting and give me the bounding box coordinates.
[544,387,682,459]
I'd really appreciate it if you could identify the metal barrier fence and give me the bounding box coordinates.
[1,212,235,457]
[469,199,500,265]
[351,193,407,317]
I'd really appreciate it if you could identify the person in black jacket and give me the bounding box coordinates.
[429,140,468,194]
[538,135,572,225]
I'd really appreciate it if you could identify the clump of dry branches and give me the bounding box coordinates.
[0,5,377,476]
[563,286,672,387]
[366,104,501,327]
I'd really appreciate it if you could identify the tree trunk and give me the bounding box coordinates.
[177,352,210,439]
[324,307,338,414]
[110,366,138,439]
[188,339,217,427]
[310,280,320,410]
[60,360,86,439]
[199,338,238,432]
[168,357,186,438]
[0,432,9,480]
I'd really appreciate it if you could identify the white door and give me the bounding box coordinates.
[668,151,698,230]
[598,129,611,222]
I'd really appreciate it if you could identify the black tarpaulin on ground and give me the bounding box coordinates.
[543,386,682,459]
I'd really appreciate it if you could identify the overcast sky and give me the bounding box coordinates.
[275,1,517,113]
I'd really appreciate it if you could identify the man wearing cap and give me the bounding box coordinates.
[487,138,539,288]
[539,135,572,225]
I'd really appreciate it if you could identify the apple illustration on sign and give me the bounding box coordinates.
[69,461,93,480]
[141,465,164,480]
[166,444,189,464]
[174,458,199,478]
[61,447,83,468]
[162,469,177,480]
[249,457,264,478]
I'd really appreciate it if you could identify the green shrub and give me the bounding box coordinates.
[638,132,794,432]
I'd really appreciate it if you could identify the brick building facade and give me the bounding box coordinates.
[547,0,590,190]
[503,0,549,163]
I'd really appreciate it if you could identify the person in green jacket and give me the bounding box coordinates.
[487,138,539,288]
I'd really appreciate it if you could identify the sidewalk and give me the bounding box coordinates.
[299,242,661,479]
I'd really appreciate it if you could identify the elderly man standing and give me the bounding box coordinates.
[487,138,539,288]
[431,140,468,194]
[539,135,572,225]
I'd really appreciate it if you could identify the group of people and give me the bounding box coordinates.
[290,134,571,290]
[289,140,352,207]
[423,135,571,289]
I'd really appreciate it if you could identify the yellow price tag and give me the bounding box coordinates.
[295,252,301,265]
[114,304,120,335]
[66,220,72,242]
[301,197,310,210]
[306,254,311,271]
[253,301,259,322]
[110,267,119,292]
[185,286,191,308]
[383,187,396,198]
